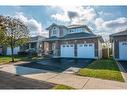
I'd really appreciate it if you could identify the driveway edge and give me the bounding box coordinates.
[115,60,127,82]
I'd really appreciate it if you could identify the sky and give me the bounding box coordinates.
[0,6,127,41]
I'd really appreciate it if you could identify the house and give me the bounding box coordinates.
[20,35,46,56]
[110,30,127,61]
[43,23,104,59]
[3,35,46,56]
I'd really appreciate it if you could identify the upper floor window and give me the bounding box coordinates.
[70,30,73,32]
[77,28,82,32]
[69,28,83,33]
[53,30,57,34]
[70,29,74,33]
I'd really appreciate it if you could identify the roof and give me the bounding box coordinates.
[67,24,86,28]
[29,35,46,42]
[61,32,97,39]
[46,23,67,30]
[110,29,127,37]
[45,36,59,41]
[45,32,104,42]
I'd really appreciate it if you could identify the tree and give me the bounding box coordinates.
[0,16,6,45]
[0,15,29,62]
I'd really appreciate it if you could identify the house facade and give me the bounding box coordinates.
[20,35,46,56]
[44,23,103,59]
[110,30,127,61]
[0,36,46,56]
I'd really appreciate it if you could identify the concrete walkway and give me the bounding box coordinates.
[0,64,127,89]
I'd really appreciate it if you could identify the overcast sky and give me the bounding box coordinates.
[0,6,127,40]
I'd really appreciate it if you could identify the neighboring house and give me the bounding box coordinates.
[6,47,20,55]
[110,30,127,61]
[20,35,46,56]
[3,35,46,56]
[44,23,104,59]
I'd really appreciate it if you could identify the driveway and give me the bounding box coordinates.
[119,61,127,72]
[16,58,94,73]
[0,71,55,89]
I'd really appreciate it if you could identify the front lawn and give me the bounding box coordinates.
[77,59,124,82]
[0,55,43,64]
[53,84,75,89]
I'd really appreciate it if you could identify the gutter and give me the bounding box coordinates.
[43,36,100,41]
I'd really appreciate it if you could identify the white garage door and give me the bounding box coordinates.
[7,47,20,55]
[119,42,127,60]
[77,43,95,58]
[61,44,74,58]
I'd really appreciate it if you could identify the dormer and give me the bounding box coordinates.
[46,23,68,37]
[67,24,93,34]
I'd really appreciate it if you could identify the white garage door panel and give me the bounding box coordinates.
[61,44,74,58]
[77,43,95,58]
[119,42,127,60]
[7,47,20,55]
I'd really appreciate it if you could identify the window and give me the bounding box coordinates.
[53,30,56,34]
[71,45,73,47]
[89,44,93,46]
[76,28,82,32]
[84,44,87,47]
[80,45,83,47]
[70,29,74,33]
[122,43,127,45]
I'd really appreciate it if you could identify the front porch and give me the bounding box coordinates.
[43,40,60,57]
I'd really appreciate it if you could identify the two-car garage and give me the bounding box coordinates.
[60,43,95,58]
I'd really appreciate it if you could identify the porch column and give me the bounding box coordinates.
[29,43,31,49]
[42,41,44,53]
[55,41,60,56]
[74,40,77,57]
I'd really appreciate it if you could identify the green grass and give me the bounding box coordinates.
[53,84,75,89]
[0,55,43,64]
[77,59,124,82]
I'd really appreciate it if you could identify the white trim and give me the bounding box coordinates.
[45,36,100,41]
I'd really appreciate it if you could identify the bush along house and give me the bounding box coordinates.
[43,23,104,59]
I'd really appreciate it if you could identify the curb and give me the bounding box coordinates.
[115,60,127,83]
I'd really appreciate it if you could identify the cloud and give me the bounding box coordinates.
[94,17,127,40]
[51,6,97,24]
[103,17,127,29]
[51,13,70,22]
[95,17,127,32]
[67,11,79,19]
[14,12,48,37]
[95,18,104,31]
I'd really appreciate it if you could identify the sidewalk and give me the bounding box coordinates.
[24,73,127,89]
[0,64,127,89]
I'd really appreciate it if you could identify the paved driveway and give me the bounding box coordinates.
[119,61,127,72]
[16,58,94,73]
[0,71,55,89]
